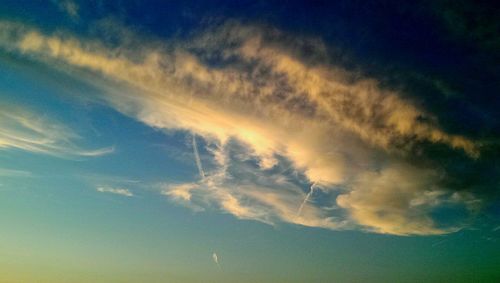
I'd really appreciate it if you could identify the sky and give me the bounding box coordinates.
[0,0,499,282]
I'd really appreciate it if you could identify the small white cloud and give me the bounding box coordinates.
[53,0,79,19]
[212,252,220,268]
[162,183,196,201]
[96,186,133,197]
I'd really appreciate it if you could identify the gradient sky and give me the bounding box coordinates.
[1,1,499,282]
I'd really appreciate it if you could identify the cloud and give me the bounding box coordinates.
[297,183,317,218]
[96,186,133,197]
[192,134,206,179]
[162,183,196,202]
[52,0,79,20]
[160,142,348,230]
[212,252,219,267]
[336,164,480,235]
[0,167,32,177]
[0,103,113,158]
[0,20,486,235]
[0,21,478,156]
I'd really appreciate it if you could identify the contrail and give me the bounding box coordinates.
[297,182,316,217]
[192,134,205,179]
[212,252,220,269]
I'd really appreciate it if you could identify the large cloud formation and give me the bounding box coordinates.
[0,20,488,235]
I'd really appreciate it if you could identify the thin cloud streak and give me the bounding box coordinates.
[297,182,316,218]
[192,134,205,179]
[0,103,113,158]
[96,186,134,197]
[0,167,32,177]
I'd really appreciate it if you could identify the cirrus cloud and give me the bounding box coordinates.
[0,19,486,235]
[0,103,113,158]
[96,186,134,197]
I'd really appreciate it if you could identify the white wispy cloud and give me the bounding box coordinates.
[0,167,32,177]
[160,143,347,230]
[0,20,482,235]
[0,103,113,158]
[96,186,134,197]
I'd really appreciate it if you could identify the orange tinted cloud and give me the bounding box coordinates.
[0,20,481,235]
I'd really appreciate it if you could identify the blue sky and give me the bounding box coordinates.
[0,1,499,282]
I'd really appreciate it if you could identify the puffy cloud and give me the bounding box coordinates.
[0,20,483,235]
[0,104,113,158]
[336,164,480,235]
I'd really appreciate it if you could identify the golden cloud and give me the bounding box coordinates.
[0,20,481,235]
